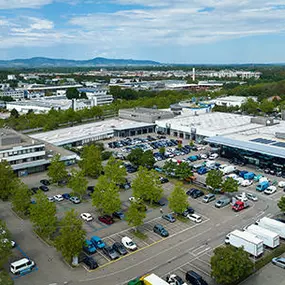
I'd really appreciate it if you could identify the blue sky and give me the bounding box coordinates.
[0,0,285,63]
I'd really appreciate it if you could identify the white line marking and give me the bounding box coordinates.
[192,247,211,257]
[190,262,211,277]
[197,258,211,267]
[97,250,110,261]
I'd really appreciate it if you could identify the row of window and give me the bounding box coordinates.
[0,146,45,158]
[9,155,45,165]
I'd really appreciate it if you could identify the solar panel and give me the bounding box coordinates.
[250,138,276,144]
[272,142,285,148]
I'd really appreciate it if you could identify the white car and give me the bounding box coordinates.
[48,197,55,202]
[121,236,137,250]
[209,153,219,160]
[246,193,258,201]
[227,174,238,180]
[235,177,244,185]
[259,177,269,183]
[278,181,285,188]
[241,180,253,187]
[235,193,248,202]
[264,186,277,195]
[200,154,208,159]
[187,214,202,223]
[129,196,137,202]
[80,213,93,222]
[53,194,64,202]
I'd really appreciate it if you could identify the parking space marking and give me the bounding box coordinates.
[189,262,211,277]
[192,247,211,257]
[97,250,111,262]
[142,229,157,243]
[197,257,211,267]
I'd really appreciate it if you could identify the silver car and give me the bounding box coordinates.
[272,257,285,269]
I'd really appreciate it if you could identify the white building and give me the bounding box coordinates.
[210,96,257,108]
[0,83,10,90]
[2,90,25,100]
[78,88,113,105]
[7,75,16,80]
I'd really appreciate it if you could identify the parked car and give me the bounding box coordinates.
[83,240,96,254]
[80,213,93,222]
[39,185,49,192]
[82,255,98,269]
[40,179,50,186]
[112,242,128,255]
[264,186,277,195]
[30,187,39,194]
[98,215,114,225]
[185,270,208,285]
[159,177,169,184]
[53,194,64,202]
[162,213,176,223]
[278,181,285,188]
[241,179,253,187]
[112,211,125,220]
[154,197,168,206]
[153,224,169,237]
[91,236,105,249]
[62,193,71,200]
[187,214,202,223]
[272,257,285,269]
[121,236,137,251]
[166,274,187,285]
[191,189,204,199]
[102,246,120,260]
[203,193,216,203]
[209,153,219,160]
[235,193,248,202]
[181,206,195,217]
[69,196,81,204]
[246,193,258,201]
[48,196,55,202]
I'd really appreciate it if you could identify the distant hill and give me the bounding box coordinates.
[0,57,161,68]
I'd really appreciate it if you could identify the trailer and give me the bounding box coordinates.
[225,229,264,257]
[245,224,280,248]
[142,273,169,285]
[256,217,285,239]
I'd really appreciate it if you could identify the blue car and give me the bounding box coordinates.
[83,240,96,254]
[62,193,71,200]
[91,236,105,249]
[197,167,208,175]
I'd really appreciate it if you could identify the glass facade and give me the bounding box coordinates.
[220,145,285,172]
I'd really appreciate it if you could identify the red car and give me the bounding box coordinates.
[98,215,114,225]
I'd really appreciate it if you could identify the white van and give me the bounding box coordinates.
[10,258,35,275]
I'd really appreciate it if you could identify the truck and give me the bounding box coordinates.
[128,273,169,285]
[245,224,280,248]
[232,200,250,212]
[225,229,264,257]
[256,181,270,191]
[221,165,236,175]
[244,172,255,180]
[256,217,285,239]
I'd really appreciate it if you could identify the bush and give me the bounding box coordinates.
[0,270,14,285]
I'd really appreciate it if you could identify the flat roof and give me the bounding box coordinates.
[205,136,285,159]
[30,118,155,146]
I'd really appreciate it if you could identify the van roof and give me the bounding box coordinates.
[10,258,30,267]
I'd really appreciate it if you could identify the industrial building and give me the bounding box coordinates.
[0,128,77,176]
[30,118,156,147]
[78,87,113,105]
[210,96,257,108]
[119,108,174,123]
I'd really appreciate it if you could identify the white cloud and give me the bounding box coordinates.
[0,0,53,9]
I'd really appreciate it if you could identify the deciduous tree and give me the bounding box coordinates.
[211,245,254,285]
[168,182,189,214]
[222,177,239,193]
[104,156,126,185]
[206,169,223,191]
[47,154,68,183]
[175,162,193,180]
[79,145,103,178]
[68,170,88,199]
[55,209,86,264]
[0,161,18,201]
[29,192,57,238]
[278,196,285,213]
[132,167,163,204]
[0,220,12,267]
[126,202,146,231]
[11,182,31,216]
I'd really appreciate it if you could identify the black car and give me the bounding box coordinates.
[159,177,169,184]
[112,211,125,220]
[31,187,39,194]
[40,179,50,186]
[154,197,168,206]
[181,206,195,217]
[112,242,128,255]
[82,256,98,270]
[186,188,198,196]
[87,186,95,193]
[102,246,120,260]
[153,224,169,237]
[39,185,49,192]
[190,189,204,199]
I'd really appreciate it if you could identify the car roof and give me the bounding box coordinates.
[122,236,132,242]
[191,214,201,218]
[91,236,101,241]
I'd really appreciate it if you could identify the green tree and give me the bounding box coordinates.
[0,271,14,285]
[240,98,259,115]
[47,154,68,183]
[222,177,239,193]
[104,156,127,185]
[140,150,155,169]
[10,108,19,118]
[127,148,144,167]
[159,147,165,155]
[92,176,121,214]
[211,245,254,285]
[206,170,223,191]
[168,182,189,214]
[277,196,285,213]
[29,192,57,238]
[68,170,88,199]
[189,140,194,147]
[126,202,146,231]
[55,209,86,264]
[175,162,193,180]
[66,87,79,99]
[0,161,18,200]
[79,144,103,178]
[132,167,163,204]
[11,182,31,215]
[0,220,12,267]
[163,160,178,176]
[259,99,275,114]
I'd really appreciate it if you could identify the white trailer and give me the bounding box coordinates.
[256,217,285,239]
[245,224,280,248]
[143,273,169,285]
[225,229,264,257]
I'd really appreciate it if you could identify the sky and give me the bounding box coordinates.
[0,0,285,63]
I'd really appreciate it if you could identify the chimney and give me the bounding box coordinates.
[192,68,196,81]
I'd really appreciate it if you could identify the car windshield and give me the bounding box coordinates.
[128,241,134,246]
